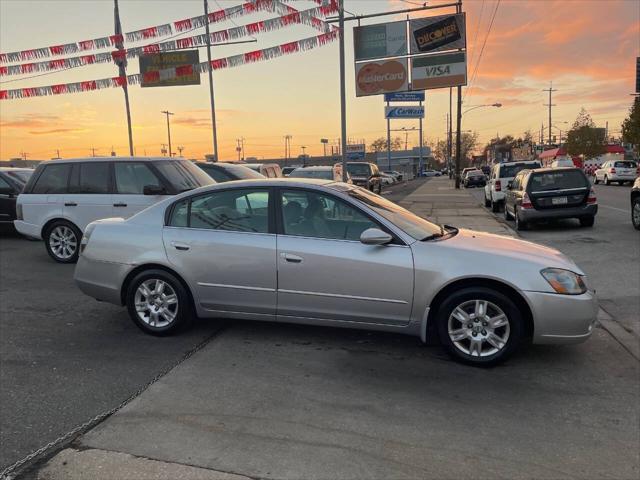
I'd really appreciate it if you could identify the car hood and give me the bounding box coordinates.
[439,228,583,273]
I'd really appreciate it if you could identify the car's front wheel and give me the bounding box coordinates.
[504,203,512,220]
[126,269,193,336]
[593,175,599,185]
[436,287,524,366]
[491,198,500,212]
[515,207,528,231]
[484,192,491,207]
[44,220,81,264]
[631,197,640,230]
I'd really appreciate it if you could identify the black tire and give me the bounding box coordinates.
[593,176,599,185]
[515,208,528,231]
[126,269,193,336]
[579,216,595,227]
[604,176,610,185]
[491,199,500,213]
[632,197,640,230]
[484,193,491,207]
[44,220,82,264]
[436,287,525,366]
[504,203,512,220]
[376,183,382,194]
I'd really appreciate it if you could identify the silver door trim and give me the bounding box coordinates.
[198,282,276,292]
[278,288,408,304]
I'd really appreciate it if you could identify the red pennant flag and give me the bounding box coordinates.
[281,41,299,54]
[81,80,97,91]
[142,27,158,39]
[0,66,7,76]
[109,34,124,45]
[112,76,126,87]
[143,44,161,54]
[244,50,263,63]
[79,40,94,51]
[246,21,264,35]
[52,84,68,95]
[49,45,65,55]
[0,54,7,64]
[111,50,127,61]
[176,65,194,77]
[143,71,160,82]
[81,55,96,64]
[210,10,226,22]
[21,50,36,60]
[177,38,194,49]
[0,90,7,100]
[243,2,256,13]
[174,19,192,31]
[49,59,65,69]
[21,63,36,74]
[22,87,37,97]
[211,58,228,70]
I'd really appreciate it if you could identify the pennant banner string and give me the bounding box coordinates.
[0,2,337,78]
[0,29,339,100]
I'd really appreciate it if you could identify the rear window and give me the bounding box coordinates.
[614,161,636,168]
[32,164,71,194]
[529,170,588,191]
[346,163,371,176]
[154,160,215,192]
[500,162,540,178]
[6,170,32,184]
[289,169,332,179]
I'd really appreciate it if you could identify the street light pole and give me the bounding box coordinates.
[114,0,134,156]
[204,0,220,161]
[338,0,348,182]
[161,110,174,157]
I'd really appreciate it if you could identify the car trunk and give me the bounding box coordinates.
[528,170,589,210]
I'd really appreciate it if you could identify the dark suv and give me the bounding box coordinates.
[345,162,382,193]
[504,167,597,230]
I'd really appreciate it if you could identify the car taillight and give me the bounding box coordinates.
[16,202,23,221]
[521,193,533,209]
[587,188,597,204]
[495,180,501,191]
[610,168,616,174]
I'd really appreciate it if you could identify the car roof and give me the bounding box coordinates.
[528,167,581,173]
[295,166,332,171]
[178,178,341,194]
[0,166,34,171]
[41,156,184,164]
[498,160,540,166]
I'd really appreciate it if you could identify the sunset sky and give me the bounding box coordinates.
[0,0,638,161]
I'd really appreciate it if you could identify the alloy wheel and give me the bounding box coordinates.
[134,279,179,328]
[49,225,77,260]
[447,299,510,358]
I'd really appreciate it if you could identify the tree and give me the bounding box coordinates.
[369,137,403,152]
[621,97,640,147]
[431,139,448,163]
[565,108,605,159]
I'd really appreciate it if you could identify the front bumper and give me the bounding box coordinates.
[14,220,41,239]
[74,255,131,305]
[525,290,598,344]
[520,204,597,222]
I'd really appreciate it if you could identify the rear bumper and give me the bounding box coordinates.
[491,190,506,202]
[609,174,637,182]
[74,255,131,305]
[520,204,597,221]
[14,220,41,239]
[525,290,598,344]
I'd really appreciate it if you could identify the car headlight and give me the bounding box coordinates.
[540,268,587,295]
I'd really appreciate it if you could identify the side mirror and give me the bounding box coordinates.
[0,187,15,196]
[143,184,166,196]
[360,228,393,246]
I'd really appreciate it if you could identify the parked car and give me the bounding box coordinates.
[345,162,382,193]
[504,167,597,231]
[463,169,486,188]
[0,167,33,232]
[75,179,597,367]
[195,162,265,182]
[383,170,403,181]
[484,160,541,212]
[481,165,491,176]
[281,166,298,177]
[380,173,396,186]
[631,177,640,230]
[288,165,351,183]
[15,157,215,263]
[461,167,476,177]
[593,160,638,185]
[423,169,441,177]
[243,163,283,178]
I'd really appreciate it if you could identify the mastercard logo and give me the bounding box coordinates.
[357,60,407,94]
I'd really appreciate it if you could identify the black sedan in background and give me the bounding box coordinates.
[0,167,33,232]
[195,162,265,182]
[463,169,487,188]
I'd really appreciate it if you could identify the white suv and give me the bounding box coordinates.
[15,157,214,263]
[484,160,541,212]
[593,160,638,186]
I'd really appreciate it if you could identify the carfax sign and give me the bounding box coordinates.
[409,14,466,54]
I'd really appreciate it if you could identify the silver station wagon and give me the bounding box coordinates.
[74,179,597,366]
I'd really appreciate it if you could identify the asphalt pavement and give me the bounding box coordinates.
[4,177,636,480]
[467,182,640,338]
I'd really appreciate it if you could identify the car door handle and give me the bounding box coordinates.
[113,203,127,207]
[171,242,190,251]
[64,202,77,207]
[281,253,303,263]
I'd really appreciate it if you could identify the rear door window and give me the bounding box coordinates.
[32,164,72,194]
[154,160,215,192]
[74,162,110,194]
[529,170,588,191]
[115,162,162,194]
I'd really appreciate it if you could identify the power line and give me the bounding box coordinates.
[464,0,500,102]
[467,0,485,70]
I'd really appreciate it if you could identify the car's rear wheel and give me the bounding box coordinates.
[436,287,524,366]
[604,176,610,185]
[491,199,500,212]
[579,216,595,227]
[504,204,512,220]
[632,197,640,230]
[593,175,599,184]
[484,193,491,207]
[376,183,382,194]
[515,208,528,231]
[44,221,81,264]
[126,269,193,336]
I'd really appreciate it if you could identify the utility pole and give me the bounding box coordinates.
[236,139,242,161]
[543,81,557,145]
[404,129,409,150]
[114,0,134,156]
[448,88,453,178]
[90,147,97,157]
[20,151,28,161]
[177,146,184,157]
[338,0,348,182]
[161,111,174,157]
[161,144,168,156]
[55,149,60,159]
[203,0,220,162]
[454,1,463,189]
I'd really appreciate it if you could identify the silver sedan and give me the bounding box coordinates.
[74,179,597,366]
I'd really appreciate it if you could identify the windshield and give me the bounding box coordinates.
[5,170,32,184]
[529,170,588,191]
[289,169,332,179]
[346,163,371,176]
[500,162,540,178]
[348,187,442,240]
[155,160,215,191]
